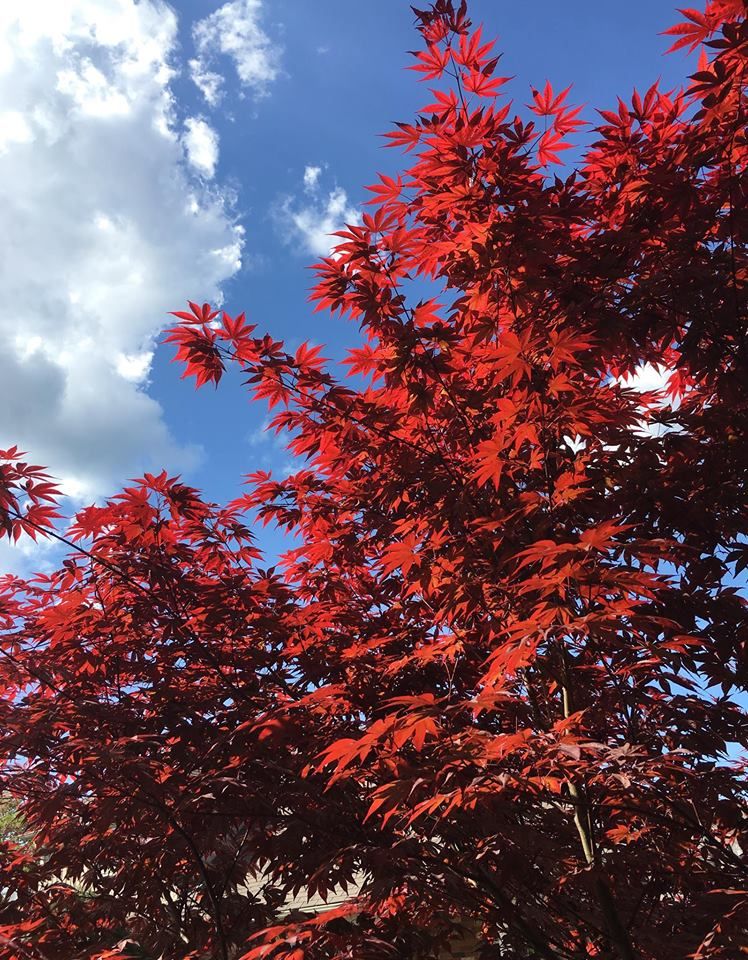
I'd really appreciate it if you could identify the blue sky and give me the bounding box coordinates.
[0,0,698,570]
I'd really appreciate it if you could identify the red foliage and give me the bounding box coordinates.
[1,2,747,959]
[0,448,62,542]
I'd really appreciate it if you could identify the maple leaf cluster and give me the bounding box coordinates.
[1,2,747,959]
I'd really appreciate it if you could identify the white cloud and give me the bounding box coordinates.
[619,362,671,394]
[115,350,154,383]
[191,0,281,105]
[0,531,64,583]
[56,60,130,117]
[188,58,224,107]
[303,164,322,192]
[0,110,34,153]
[0,0,244,516]
[277,169,360,257]
[183,116,219,178]
[617,363,678,439]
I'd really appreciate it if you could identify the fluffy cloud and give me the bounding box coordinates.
[276,169,359,257]
[303,164,322,192]
[183,116,220,178]
[0,0,244,506]
[191,0,281,106]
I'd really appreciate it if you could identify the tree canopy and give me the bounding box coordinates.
[0,2,746,958]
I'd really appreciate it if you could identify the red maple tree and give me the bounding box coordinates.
[1,2,746,959]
